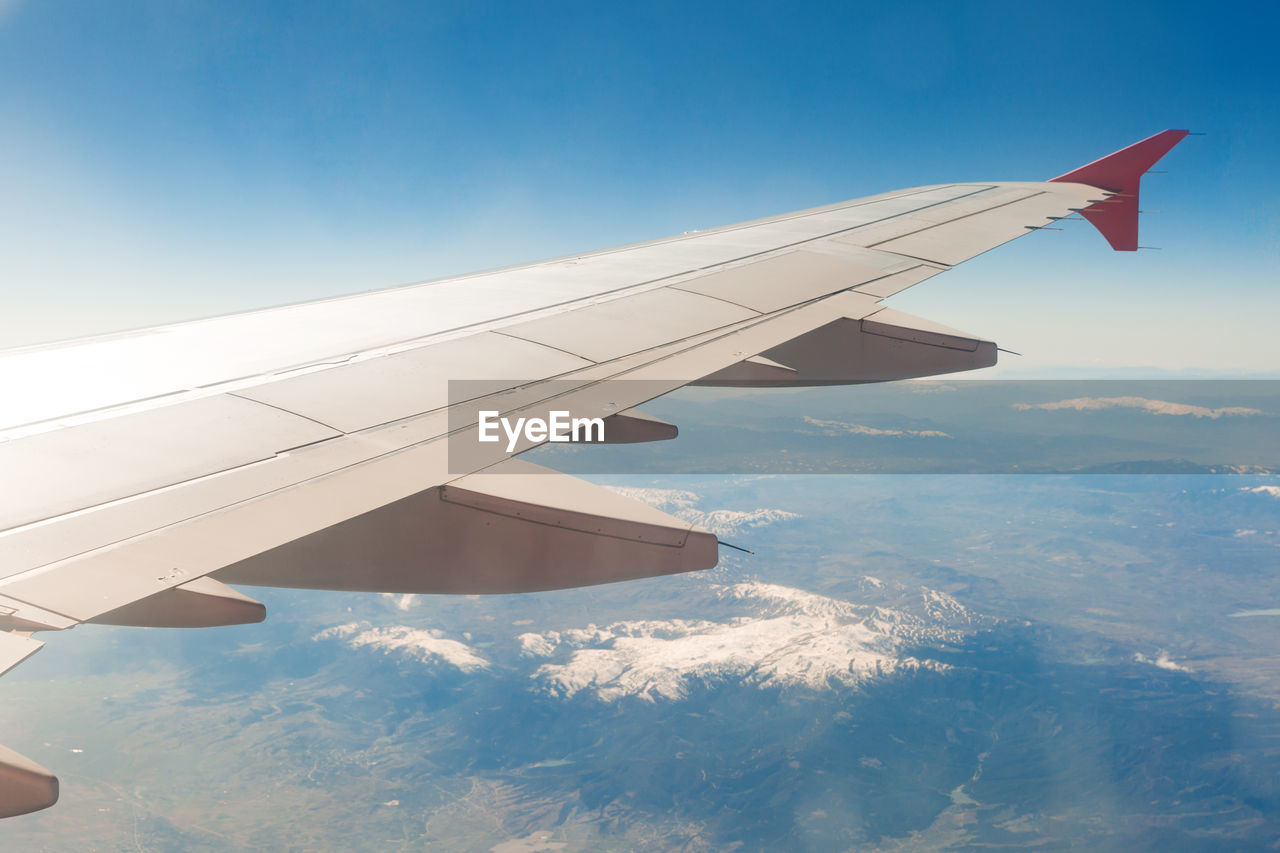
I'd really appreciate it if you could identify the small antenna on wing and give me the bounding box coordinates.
[997,347,1022,356]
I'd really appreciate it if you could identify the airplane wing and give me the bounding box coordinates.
[0,130,1188,815]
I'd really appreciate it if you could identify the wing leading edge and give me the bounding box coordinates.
[0,131,1188,817]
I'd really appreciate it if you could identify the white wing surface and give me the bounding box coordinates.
[0,130,1188,815]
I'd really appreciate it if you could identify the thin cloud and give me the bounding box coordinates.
[801,415,951,438]
[1014,396,1262,418]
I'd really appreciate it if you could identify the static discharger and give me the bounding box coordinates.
[719,541,755,555]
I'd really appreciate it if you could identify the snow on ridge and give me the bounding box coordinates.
[921,588,971,621]
[524,582,976,703]
[1244,485,1280,498]
[682,508,801,537]
[720,581,861,620]
[604,487,800,536]
[603,487,700,514]
[1134,651,1192,673]
[517,632,559,657]
[1014,396,1262,419]
[518,620,718,658]
[315,622,489,672]
[531,614,916,702]
[801,415,951,438]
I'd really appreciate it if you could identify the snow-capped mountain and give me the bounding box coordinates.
[518,581,989,702]
[314,490,996,706]
[315,622,490,672]
[316,578,993,704]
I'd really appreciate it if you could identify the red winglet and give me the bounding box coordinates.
[1049,129,1189,251]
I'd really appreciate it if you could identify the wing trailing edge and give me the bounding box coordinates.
[214,459,718,594]
[596,408,679,444]
[693,307,995,387]
[88,577,266,628]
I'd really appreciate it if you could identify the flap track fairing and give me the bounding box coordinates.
[215,460,717,594]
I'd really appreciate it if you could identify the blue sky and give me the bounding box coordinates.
[1,0,1276,371]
